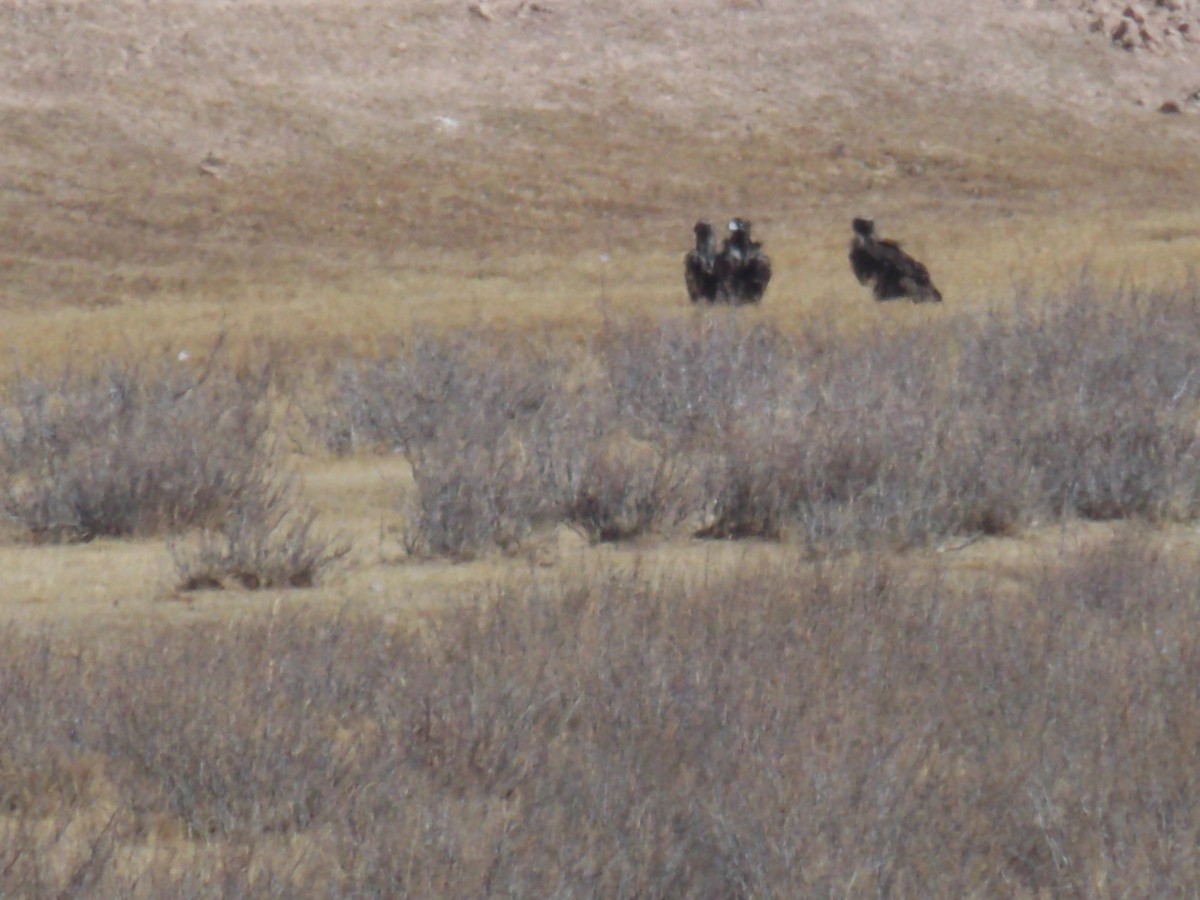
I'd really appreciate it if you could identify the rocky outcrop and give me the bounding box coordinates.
[1084,1,1199,53]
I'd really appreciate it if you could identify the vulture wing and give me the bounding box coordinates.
[878,240,941,302]
[740,253,772,304]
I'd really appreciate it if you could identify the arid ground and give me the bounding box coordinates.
[5,0,1200,894]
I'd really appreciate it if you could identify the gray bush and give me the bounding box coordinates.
[318,284,1200,557]
[171,482,349,590]
[0,362,274,542]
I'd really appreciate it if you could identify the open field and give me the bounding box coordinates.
[6,0,1200,894]
[3,0,1200,367]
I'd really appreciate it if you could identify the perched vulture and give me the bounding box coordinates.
[848,217,942,303]
[684,220,720,303]
[715,218,772,305]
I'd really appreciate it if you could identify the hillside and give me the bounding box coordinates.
[2,0,1199,363]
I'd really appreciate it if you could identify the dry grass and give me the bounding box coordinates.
[1,0,1199,378]
[7,275,1200,891]
[3,532,1200,895]
[5,0,1200,893]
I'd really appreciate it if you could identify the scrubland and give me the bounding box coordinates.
[6,0,1200,895]
[3,285,1200,895]
[5,519,1200,895]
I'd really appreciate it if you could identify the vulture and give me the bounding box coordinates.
[848,217,942,303]
[715,218,772,305]
[684,220,720,303]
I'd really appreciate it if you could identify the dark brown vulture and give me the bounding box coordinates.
[684,220,720,303]
[715,218,772,305]
[848,217,942,303]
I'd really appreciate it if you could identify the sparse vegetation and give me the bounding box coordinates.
[2,280,1197,893]
[4,533,1200,895]
[322,284,1200,557]
[0,356,346,588]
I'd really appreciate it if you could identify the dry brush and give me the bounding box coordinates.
[322,284,1200,557]
[3,534,1200,895]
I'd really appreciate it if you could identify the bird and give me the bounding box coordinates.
[848,217,942,303]
[684,220,721,303]
[715,218,772,305]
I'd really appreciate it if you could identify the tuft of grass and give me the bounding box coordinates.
[170,483,349,591]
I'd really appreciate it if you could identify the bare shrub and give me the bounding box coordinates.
[403,434,562,557]
[597,313,802,447]
[317,328,593,557]
[171,483,349,590]
[954,286,1200,523]
[691,323,1002,545]
[316,327,564,456]
[0,361,274,542]
[692,287,1200,547]
[396,320,794,554]
[564,434,693,542]
[694,431,805,540]
[314,282,1200,556]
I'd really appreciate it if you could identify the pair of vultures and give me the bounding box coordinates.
[685,218,773,305]
[684,216,942,305]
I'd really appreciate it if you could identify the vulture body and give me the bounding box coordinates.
[715,218,772,305]
[849,217,942,303]
[684,220,720,303]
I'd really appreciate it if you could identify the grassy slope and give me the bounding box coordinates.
[2,1,1199,363]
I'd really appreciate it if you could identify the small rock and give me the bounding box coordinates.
[1112,18,1137,46]
[1159,100,1183,113]
[198,152,226,178]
